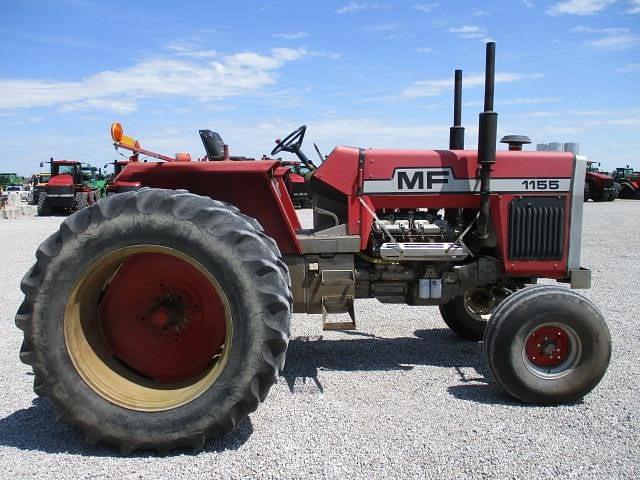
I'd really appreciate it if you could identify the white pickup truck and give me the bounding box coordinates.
[1,185,29,202]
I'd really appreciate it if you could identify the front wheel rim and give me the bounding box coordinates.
[521,323,581,379]
[64,245,232,412]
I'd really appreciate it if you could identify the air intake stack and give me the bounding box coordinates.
[476,42,498,239]
[449,69,465,150]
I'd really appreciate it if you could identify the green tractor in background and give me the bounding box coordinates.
[82,164,108,198]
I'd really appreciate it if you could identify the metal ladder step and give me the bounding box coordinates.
[322,296,356,331]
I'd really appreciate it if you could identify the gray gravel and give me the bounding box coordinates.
[0,202,639,479]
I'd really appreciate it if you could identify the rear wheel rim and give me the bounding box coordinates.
[522,323,581,379]
[64,246,232,412]
[463,288,496,321]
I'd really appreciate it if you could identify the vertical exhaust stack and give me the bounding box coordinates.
[476,42,498,239]
[449,69,465,150]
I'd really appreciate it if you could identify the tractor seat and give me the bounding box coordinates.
[199,130,225,161]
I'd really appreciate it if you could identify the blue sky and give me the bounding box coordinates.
[1,0,639,175]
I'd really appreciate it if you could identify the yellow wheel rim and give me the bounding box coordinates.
[64,245,232,412]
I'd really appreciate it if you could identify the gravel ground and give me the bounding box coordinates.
[0,201,638,479]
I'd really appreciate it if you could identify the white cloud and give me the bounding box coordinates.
[448,25,487,40]
[367,23,399,32]
[571,25,639,49]
[571,25,629,34]
[628,0,640,13]
[402,72,543,99]
[414,3,439,13]
[500,97,560,105]
[336,2,389,14]
[586,116,640,126]
[60,99,138,114]
[617,62,640,72]
[0,48,310,111]
[416,47,433,53]
[588,33,640,48]
[166,42,218,59]
[465,97,559,108]
[547,0,617,16]
[522,0,535,7]
[273,32,308,40]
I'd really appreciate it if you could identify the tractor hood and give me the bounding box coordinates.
[48,174,74,186]
[588,172,613,181]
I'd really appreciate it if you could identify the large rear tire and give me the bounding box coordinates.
[483,285,610,404]
[16,188,292,453]
[37,192,51,216]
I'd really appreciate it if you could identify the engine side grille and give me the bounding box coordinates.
[508,197,565,260]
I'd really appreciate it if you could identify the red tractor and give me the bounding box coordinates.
[37,159,101,216]
[584,158,616,202]
[16,43,611,453]
[611,166,640,199]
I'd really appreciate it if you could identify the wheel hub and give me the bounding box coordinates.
[524,325,570,368]
[99,252,226,383]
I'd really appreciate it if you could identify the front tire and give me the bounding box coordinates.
[37,192,51,216]
[16,188,292,453]
[483,286,611,404]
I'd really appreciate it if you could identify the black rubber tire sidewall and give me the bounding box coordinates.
[439,295,487,341]
[37,192,50,216]
[486,287,611,404]
[72,192,89,211]
[21,189,291,451]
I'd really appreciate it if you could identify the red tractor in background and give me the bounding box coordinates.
[16,43,611,454]
[37,159,102,216]
[584,158,616,202]
[611,166,640,199]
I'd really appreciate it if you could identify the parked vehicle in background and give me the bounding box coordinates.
[81,164,108,198]
[0,172,25,189]
[584,158,616,202]
[611,166,640,199]
[3,185,29,202]
[27,172,51,205]
[37,159,104,216]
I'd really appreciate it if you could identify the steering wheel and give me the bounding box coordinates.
[271,125,306,156]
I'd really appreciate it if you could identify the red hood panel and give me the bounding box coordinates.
[362,149,574,179]
[48,174,74,186]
